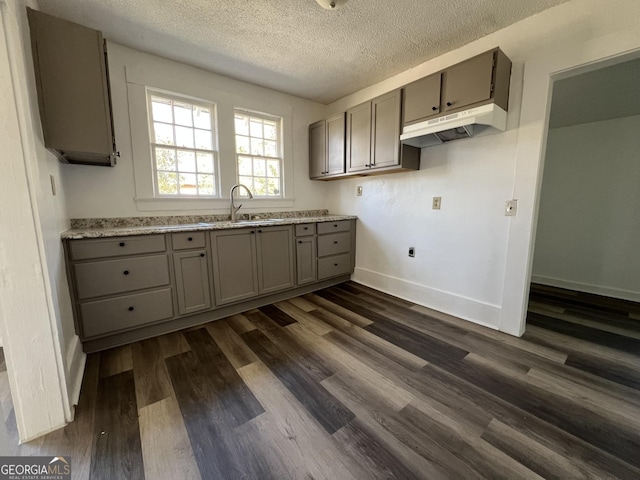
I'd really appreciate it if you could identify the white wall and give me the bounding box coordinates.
[324,0,640,334]
[62,44,329,219]
[532,115,640,301]
[0,0,80,441]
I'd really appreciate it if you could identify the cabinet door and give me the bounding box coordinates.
[295,237,316,285]
[442,50,494,113]
[346,102,372,173]
[256,226,295,294]
[210,229,258,305]
[173,250,212,315]
[371,90,401,169]
[326,113,346,175]
[309,120,326,179]
[403,74,442,125]
[27,8,115,165]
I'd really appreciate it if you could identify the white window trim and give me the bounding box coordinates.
[126,64,295,212]
[147,89,221,198]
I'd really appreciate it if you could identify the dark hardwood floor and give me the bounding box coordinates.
[2,281,640,479]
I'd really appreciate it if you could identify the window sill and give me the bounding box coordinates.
[134,196,295,212]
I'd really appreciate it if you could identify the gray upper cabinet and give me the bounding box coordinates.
[348,90,420,174]
[173,250,212,316]
[346,102,372,173]
[310,113,346,179]
[27,8,116,166]
[403,48,512,127]
[403,73,442,125]
[210,229,259,305]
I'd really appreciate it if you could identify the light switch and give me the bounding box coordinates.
[432,196,441,210]
[356,186,363,196]
[505,199,518,216]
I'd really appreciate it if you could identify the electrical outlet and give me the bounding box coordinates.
[408,247,415,257]
[505,199,518,216]
[356,186,363,196]
[432,196,441,210]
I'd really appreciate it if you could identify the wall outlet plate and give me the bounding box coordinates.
[505,199,518,216]
[432,196,441,210]
[356,186,363,196]
[408,247,415,257]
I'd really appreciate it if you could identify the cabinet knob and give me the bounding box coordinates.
[128,306,134,312]
[334,263,338,266]
[188,237,193,241]
[200,253,205,257]
[250,230,255,234]
[333,224,338,227]
[119,242,125,247]
[298,240,302,244]
[432,106,437,111]
[304,227,308,230]
[446,101,453,107]
[333,241,338,244]
[364,164,370,167]
[123,270,130,275]
[258,229,262,233]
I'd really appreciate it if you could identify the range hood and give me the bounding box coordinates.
[400,103,507,148]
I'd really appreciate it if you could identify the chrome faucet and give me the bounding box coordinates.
[229,184,253,222]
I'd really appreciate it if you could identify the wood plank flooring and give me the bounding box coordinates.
[1,281,639,479]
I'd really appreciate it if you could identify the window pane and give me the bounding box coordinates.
[177,150,196,172]
[250,138,264,156]
[175,126,194,148]
[267,179,280,196]
[267,160,280,178]
[238,156,252,176]
[196,152,214,173]
[253,158,266,177]
[236,135,250,154]
[155,147,176,171]
[179,173,197,195]
[239,176,253,191]
[195,129,212,150]
[173,104,193,127]
[154,122,174,145]
[249,120,263,137]
[151,100,172,123]
[157,172,178,195]
[253,177,267,196]
[198,174,215,195]
[263,123,277,140]
[235,115,249,135]
[264,140,277,157]
[194,107,211,129]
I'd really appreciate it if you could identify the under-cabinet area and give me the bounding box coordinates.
[63,217,356,352]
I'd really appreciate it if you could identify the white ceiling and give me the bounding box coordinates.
[549,57,640,128]
[38,0,570,104]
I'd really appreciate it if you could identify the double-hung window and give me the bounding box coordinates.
[148,91,218,196]
[234,110,283,197]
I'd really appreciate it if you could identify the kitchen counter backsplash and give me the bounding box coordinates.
[70,209,330,230]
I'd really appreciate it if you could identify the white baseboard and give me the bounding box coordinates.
[531,275,640,303]
[352,267,501,330]
[65,335,86,413]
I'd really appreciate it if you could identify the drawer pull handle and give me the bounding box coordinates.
[128,306,134,312]
[123,270,130,275]
[119,242,125,247]
[200,253,205,257]
[188,237,193,241]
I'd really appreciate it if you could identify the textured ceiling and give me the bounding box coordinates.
[549,57,640,128]
[38,0,571,104]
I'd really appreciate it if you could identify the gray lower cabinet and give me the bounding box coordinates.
[210,228,259,305]
[173,250,212,315]
[65,220,355,351]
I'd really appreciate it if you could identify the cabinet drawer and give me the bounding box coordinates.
[317,232,350,257]
[70,235,166,260]
[74,254,170,299]
[318,254,352,280]
[295,223,316,236]
[317,220,350,234]
[80,288,174,338]
[172,231,205,250]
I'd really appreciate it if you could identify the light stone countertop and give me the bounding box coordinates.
[61,215,357,240]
